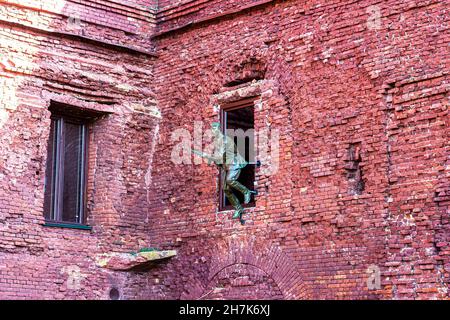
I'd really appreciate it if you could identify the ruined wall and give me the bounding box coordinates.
[147,0,449,299]
[0,0,448,300]
[0,0,161,299]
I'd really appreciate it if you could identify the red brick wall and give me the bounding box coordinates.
[149,0,449,299]
[156,0,274,33]
[0,0,448,300]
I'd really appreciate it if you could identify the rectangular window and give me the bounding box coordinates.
[43,111,88,225]
[219,98,256,211]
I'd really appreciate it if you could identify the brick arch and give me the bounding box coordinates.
[199,263,284,300]
[180,236,311,300]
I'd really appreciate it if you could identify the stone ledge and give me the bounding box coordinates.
[97,250,177,271]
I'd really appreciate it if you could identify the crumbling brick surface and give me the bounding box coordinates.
[0,0,161,299]
[0,0,449,300]
[149,0,449,300]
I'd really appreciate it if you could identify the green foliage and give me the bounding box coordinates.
[138,247,159,253]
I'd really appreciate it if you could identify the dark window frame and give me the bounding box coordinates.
[44,110,90,226]
[219,97,257,211]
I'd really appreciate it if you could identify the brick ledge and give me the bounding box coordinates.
[97,250,177,271]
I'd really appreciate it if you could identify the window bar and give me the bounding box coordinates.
[77,124,86,224]
[51,118,62,221]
